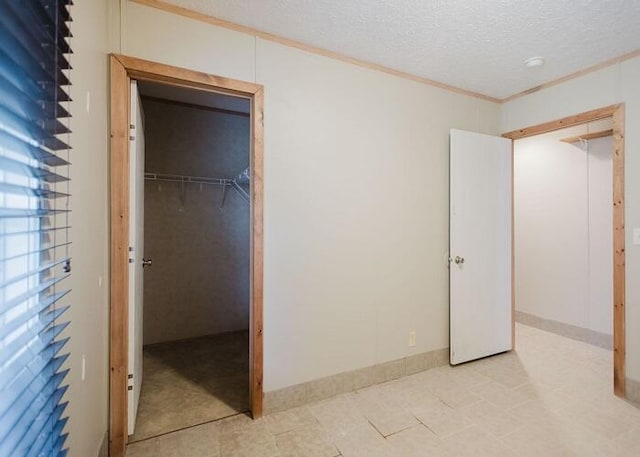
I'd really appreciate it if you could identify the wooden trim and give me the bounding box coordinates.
[503,104,626,398]
[503,50,640,103]
[502,105,619,141]
[612,105,626,397]
[109,54,264,457]
[128,0,501,104]
[109,55,130,457]
[251,87,264,417]
[510,140,515,350]
[560,129,613,144]
[140,95,250,118]
[113,54,261,98]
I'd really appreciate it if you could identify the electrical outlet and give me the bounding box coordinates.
[409,331,416,347]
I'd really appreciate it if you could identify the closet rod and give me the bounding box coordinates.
[144,172,231,186]
[144,172,250,206]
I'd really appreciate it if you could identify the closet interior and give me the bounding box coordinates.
[129,81,251,442]
[514,118,614,348]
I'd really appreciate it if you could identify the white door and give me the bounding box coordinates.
[450,129,512,365]
[128,80,145,434]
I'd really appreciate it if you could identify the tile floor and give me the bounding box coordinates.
[127,324,640,456]
[130,330,249,442]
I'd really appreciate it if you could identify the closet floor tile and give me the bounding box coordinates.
[129,330,250,442]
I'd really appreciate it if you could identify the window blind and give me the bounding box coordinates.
[0,1,73,456]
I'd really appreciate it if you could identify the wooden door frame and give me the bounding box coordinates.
[502,104,626,398]
[108,54,264,457]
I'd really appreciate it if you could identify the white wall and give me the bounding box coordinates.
[502,56,640,383]
[588,137,615,335]
[118,1,501,392]
[65,1,111,456]
[515,128,612,336]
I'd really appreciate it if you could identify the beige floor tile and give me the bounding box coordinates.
[554,424,623,457]
[214,413,258,436]
[405,395,450,416]
[353,390,418,437]
[587,395,640,425]
[442,426,514,457]
[368,410,418,437]
[170,422,220,457]
[554,402,636,440]
[387,377,439,411]
[157,424,220,457]
[385,425,450,457]
[512,381,572,408]
[126,439,161,457]
[447,366,492,389]
[309,394,369,436]
[275,426,339,457]
[460,401,523,438]
[412,401,472,437]
[332,423,391,457]
[131,424,221,457]
[499,424,567,457]
[470,381,530,410]
[507,399,562,426]
[131,331,249,441]
[264,406,319,436]
[459,399,501,419]
[614,424,640,450]
[614,425,640,457]
[218,428,279,457]
[415,368,465,393]
[436,386,483,409]
[127,325,640,457]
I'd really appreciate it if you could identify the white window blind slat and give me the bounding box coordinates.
[1,259,70,289]
[0,1,73,456]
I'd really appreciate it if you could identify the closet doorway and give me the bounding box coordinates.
[502,104,626,397]
[109,55,264,457]
[513,119,614,343]
[130,79,253,441]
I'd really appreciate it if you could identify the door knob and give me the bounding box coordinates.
[454,256,465,265]
[142,258,152,268]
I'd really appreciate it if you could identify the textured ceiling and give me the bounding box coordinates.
[161,0,640,99]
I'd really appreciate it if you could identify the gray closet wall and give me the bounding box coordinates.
[142,98,250,345]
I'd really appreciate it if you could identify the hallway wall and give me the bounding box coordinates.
[515,127,613,340]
